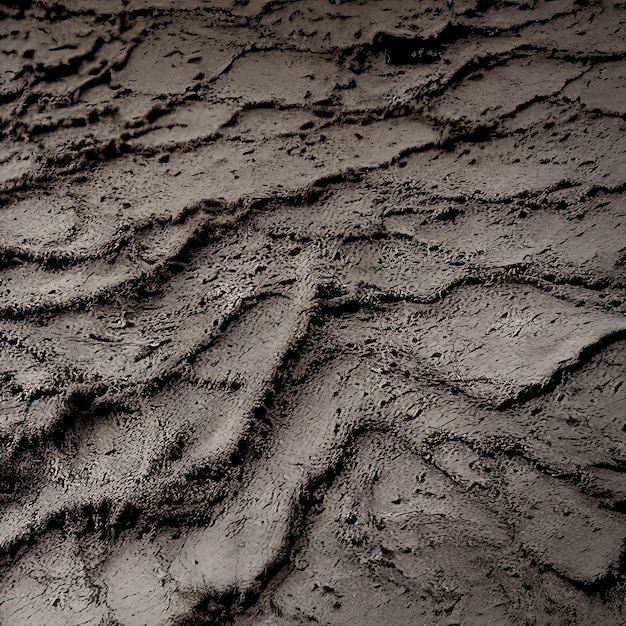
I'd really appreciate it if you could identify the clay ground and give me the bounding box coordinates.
[0,0,626,624]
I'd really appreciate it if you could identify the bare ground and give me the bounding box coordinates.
[0,0,625,624]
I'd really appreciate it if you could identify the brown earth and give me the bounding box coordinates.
[0,0,626,624]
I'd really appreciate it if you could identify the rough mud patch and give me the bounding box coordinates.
[0,1,625,625]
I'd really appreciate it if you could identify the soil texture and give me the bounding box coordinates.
[0,0,626,624]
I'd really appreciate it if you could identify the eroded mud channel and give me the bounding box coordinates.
[0,0,625,624]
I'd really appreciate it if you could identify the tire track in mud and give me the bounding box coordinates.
[0,1,625,625]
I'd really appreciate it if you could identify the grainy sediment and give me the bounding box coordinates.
[0,1,625,624]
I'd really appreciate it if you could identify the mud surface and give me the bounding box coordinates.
[1,0,626,624]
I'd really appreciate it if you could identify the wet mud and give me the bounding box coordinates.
[0,0,625,624]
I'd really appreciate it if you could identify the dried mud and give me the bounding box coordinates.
[0,1,625,624]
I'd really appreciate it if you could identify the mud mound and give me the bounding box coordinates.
[1,1,625,624]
